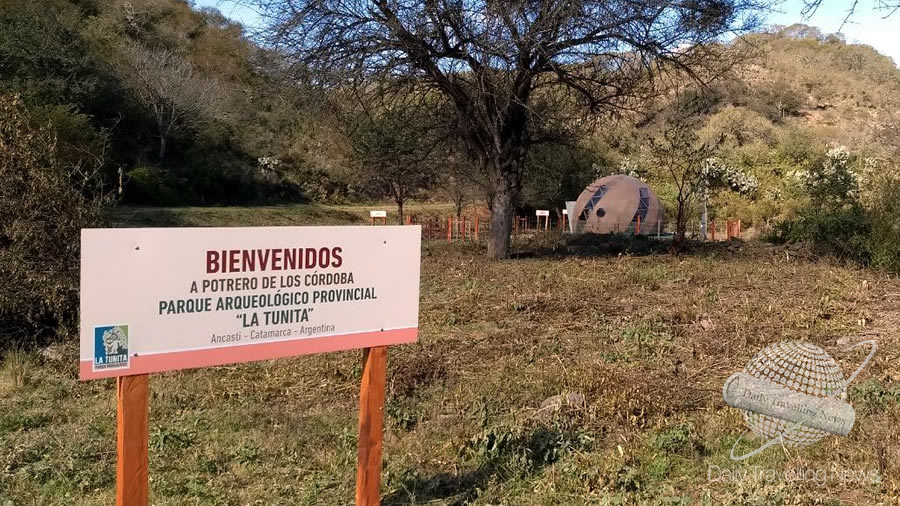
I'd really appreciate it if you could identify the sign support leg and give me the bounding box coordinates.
[356,346,387,506]
[117,374,149,506]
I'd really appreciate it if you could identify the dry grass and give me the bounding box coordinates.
[109,201,467,228]
[2,346,31,388]
[2,209,899,505]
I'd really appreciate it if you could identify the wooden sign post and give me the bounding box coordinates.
[355,346,388,505]
[117,374,149,506]
[81,226,421,506]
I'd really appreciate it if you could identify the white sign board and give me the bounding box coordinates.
[80,226,421,380]
[370,210,387,218]
[536,210,550,217]
[562,209,568,215]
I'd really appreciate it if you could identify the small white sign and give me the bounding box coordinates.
[370,210,387,218]
[536,210,550,217]
[562,209,568,215]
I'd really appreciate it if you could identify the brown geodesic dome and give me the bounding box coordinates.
[573,175,665,235]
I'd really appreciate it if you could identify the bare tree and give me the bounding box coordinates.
[252,0,769,258]
[118,45,224,161]
[646,125,721,248]
[802,1,900,31]
[443,174,473,218]
[348,96,441,224]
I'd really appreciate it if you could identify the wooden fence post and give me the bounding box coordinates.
[711,220,716,241]
[447,217,452,241]
[636,215,641,235]
[474,216,479,240]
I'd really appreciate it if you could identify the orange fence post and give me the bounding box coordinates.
[636,215,641,235]
[447,217,452,241]
[711,220,716,241]
[474,216,479,240]
[736,219,741,238]
[461,216,467,240]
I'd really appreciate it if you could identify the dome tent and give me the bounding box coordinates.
[573,175,665,235]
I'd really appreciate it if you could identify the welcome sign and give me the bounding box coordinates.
[80,226,421,380]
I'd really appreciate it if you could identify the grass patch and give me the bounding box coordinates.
[3,208,899,504]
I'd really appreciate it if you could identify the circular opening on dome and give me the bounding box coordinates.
[595,208,606,218]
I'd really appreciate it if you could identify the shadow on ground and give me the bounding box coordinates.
[383,421,588,505]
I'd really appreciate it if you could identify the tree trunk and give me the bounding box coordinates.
[466,96,528,258]
[396,200,404,225]
[488,184,515,259]
[158,135,168,161]
[674,201,688,250]
[700,197,708,241]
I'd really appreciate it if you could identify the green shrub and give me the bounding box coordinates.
[866,175,900,273]
[126,166,185,205]
[770,160,900,275]
[0,95,109,345]
[769,207,870,264]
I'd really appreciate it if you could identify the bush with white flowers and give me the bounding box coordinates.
[698,157,759,198]
[257,156,282,174]
[792,144,859,208]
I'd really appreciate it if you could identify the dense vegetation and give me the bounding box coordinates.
[1,0,899,343]
[2,2,897,215]
[0,0,328,205]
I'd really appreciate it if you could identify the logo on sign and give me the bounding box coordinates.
[94,325,130,370]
